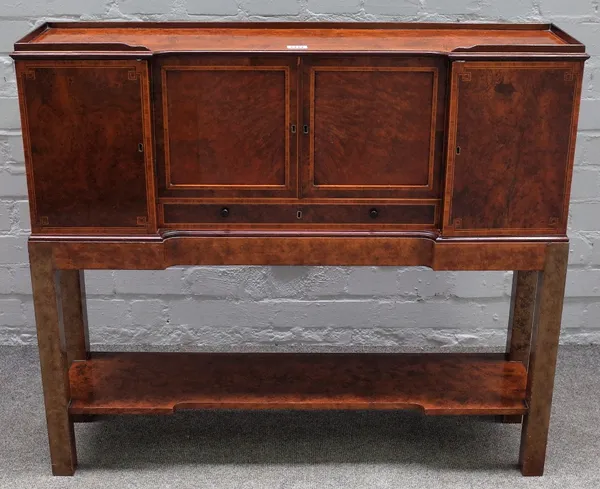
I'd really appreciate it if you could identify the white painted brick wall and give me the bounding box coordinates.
[1,0,600,348]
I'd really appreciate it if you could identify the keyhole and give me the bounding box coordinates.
[456,146,461,155]
[296,210,303,220]
[138,143,144,153]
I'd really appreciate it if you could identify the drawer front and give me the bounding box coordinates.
[154,55,298,199]
[301,56,446,199]
[161,203,438,228]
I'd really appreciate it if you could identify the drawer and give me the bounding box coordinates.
[161,203,438,228]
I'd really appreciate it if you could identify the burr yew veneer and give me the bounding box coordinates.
[12,22,587,476]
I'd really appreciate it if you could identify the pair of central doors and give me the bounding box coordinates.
[154,55,446,205]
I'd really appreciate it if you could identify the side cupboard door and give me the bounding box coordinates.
[443,60,584,236]
[16,59,155,234]
[154,55,298,200]
[301,56,446,200]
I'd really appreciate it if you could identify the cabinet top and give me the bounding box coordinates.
[13,22,586,56]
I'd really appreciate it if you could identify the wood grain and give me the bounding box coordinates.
[16,59,155,234]
[21,23,573,54]
[11,22,588,477]
[163,67,288,188]
[519,242,569,476]
[161,203,437,228]
[312,68,435,186]
[503,270,538,423]
[444,61,583,236]
[302,56,446,199]
[507,271,539,365]
[69,352,527,415]
[36,234,551,270]
[58,270,89,365]
[29,244,77,476]
[154,55,297,200]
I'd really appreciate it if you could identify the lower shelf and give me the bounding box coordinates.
[68,352,527,416]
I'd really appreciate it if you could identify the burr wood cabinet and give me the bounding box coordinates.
[11,22,587,476]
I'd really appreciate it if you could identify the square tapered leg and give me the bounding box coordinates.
[30,243,87,475]
[519,242,569,476]
[502,270,538,423]
[59,269,89,365]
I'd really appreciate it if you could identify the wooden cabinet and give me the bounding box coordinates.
[11,22,588,477]
[13,24,585,236]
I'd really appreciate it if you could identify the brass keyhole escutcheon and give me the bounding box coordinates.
[297,210,303,220]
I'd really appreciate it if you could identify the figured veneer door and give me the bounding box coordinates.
[155,55,297,199]
[16,60,154,233]
[443,61,584,236]
[301,56,446,199]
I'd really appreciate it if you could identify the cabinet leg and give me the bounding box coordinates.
[30,244,77,476]
[59,270,89,365]
[519,242,568,476]
[502,270,538,424]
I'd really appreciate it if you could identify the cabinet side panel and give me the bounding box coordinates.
[17,60,153,233]
[443,61,583,236]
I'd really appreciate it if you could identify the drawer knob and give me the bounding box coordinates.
[369,208,379,219]
[220,207,230,218]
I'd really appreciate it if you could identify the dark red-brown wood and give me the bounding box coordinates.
[13,24,586,236]
[503,270,538,423]
[58,270,89,366]
[154,55,297,200]
[16,59,156,234]
[69,352,527,415]
[302,56,446,199]
[37,234,550,271]
[16,23,580,54]
[29,245,78,476]
[12,21,587,477]
[519,242,569,476]
[443,61,583,236]
[161,203,437,228]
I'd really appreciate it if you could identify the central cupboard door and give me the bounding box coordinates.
[154,55,297,199]
[301,56,446,199]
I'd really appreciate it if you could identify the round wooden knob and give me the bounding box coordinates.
[369,208,379,219]
[220,207,230,218]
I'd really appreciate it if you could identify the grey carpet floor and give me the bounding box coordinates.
[0,345,599,489]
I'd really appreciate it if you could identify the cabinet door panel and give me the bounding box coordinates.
[443,61,583,236]
[155,55,297,199]
[17,60,154,233]
[302,57,446,199]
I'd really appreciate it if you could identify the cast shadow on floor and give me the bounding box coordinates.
[76,410,521,472]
